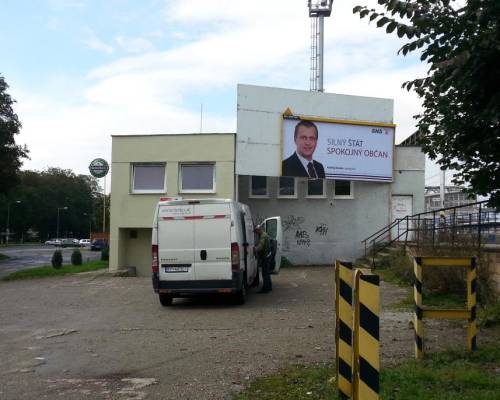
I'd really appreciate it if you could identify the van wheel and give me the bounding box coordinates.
[250,269,260,287]
[159,294,173,306]
[234,272,247,305]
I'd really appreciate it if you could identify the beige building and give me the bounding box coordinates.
[109,133,236,276]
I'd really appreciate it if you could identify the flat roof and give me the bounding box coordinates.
[111,132,235,138]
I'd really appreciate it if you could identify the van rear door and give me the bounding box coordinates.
[263,216,283,274]
[157,204,195,281]
[193,202,232,280]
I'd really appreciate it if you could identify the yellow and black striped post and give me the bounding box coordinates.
[353,270,380,400]
[467,257,477,352]
[413,256,478,360]
[413,257,424,360]
[335,260,354,399]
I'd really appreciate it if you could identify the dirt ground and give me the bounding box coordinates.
[0,266,497,400]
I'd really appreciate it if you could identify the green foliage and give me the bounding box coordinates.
[233,364,336,400]
[478,302,500,327]
[0,75,29,195]
[101,246,109,261]
[51,250,62,269]
[354,1,500,207]
[0,168,106,241]
[71,249,82,266]
[372,247,413,286]
[234,345,500,399]
[2,260,108,281]
[280,256,293,268]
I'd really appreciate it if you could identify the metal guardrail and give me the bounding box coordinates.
[413,256,477,359]
[362,200,498,260]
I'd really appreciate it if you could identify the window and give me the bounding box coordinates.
[307,179,326,198]
[278,177,297,198]
[334,180,353,199]
[132,163,166,193]
[265,218,277,239]
[180,163,215,193]
[249,176,268,198]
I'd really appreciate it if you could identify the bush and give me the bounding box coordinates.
[101,246,109,261]
[71,249,82,266]
[280,256,293,268]
[51,250,63,269]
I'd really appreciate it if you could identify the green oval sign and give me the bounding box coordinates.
[89,158,109,178]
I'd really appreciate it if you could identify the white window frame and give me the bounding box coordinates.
[131,163,166,194]
[249,176,269,198]
[306,179,327,199]
[334,180,354,199]
[277,177,298,199]
[179,162,216,194]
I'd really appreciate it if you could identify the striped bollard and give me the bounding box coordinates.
[467,257,477,351]
[413,257,424,360]
[335,260,354,399]
[354,271,380,400]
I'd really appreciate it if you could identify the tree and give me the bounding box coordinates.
[354,1,500,207]
[0,75,29,194]
[0,168,101,241]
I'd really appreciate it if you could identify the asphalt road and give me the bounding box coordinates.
[1,266,493,400]
[0,245,102,278]
[0,267,337,400]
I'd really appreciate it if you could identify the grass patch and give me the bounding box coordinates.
[233,345,500,400]
[478,302,500,327]
[2,260,108,281]
[233,364,336,400]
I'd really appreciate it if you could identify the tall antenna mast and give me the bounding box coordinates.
[308,0,333,92]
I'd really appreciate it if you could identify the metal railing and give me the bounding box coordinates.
[362,200,499,261]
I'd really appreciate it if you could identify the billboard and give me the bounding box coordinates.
[282,115,395,182]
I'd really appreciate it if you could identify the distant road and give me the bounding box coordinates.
[0,245,101,279]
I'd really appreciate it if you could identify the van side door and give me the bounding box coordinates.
[262,216,283,274]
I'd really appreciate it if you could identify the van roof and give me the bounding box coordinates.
[159,198,233,206]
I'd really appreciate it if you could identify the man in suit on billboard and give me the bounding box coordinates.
[282,120,325,178]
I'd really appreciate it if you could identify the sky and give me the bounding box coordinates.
[1,0,446,187]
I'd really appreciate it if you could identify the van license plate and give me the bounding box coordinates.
[164,265,189,272]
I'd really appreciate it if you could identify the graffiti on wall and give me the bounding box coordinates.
[315,223,329,236]
[295,230,311,247]
[283,215,305,232]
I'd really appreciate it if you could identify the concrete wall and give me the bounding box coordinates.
[392,146,426,215]
[238,146,425,265]
[239,176,391,264]
[110,133,235,276]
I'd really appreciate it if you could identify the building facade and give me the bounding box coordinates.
[109,133,236,276]
[238,145,425,265]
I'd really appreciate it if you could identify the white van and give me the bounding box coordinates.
[151,198,282,306]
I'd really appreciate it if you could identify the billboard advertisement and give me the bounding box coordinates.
[282,115,395,182]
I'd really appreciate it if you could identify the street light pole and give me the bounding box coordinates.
[56,206,68,239]
[6,200,21,245]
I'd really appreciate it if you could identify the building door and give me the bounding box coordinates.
[391,195,413,241]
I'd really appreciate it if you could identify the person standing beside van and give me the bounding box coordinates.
[254,225,272,293]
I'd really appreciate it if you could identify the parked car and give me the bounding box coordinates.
[60,238,80,248]
[79,239,91,247]
[45,238,62,246]
[91,239,107,251]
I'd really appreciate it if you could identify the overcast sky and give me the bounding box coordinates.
[1,0,445,186]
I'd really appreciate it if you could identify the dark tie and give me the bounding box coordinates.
[307,162,317,178]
